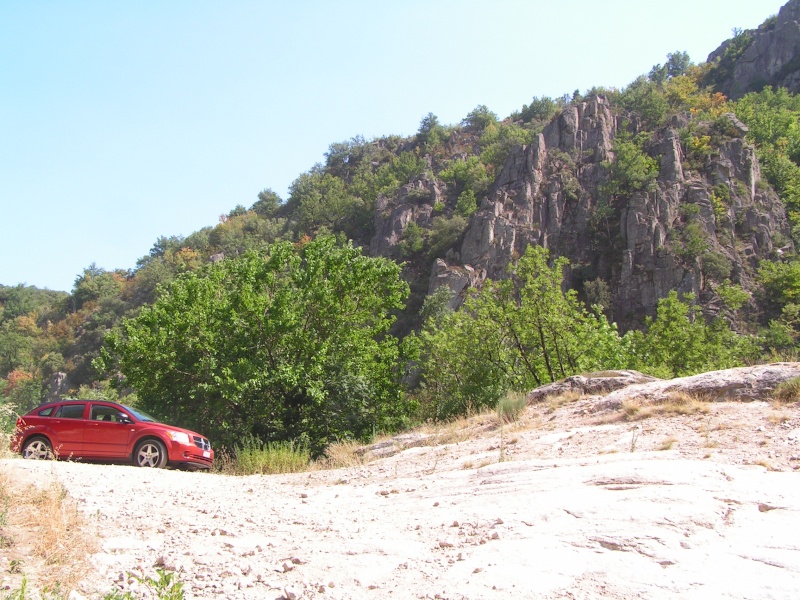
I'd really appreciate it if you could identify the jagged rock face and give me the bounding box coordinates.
[370,177,443,258]
[370,95,791,330]
[460,98,615,285]
[709,0,800,99]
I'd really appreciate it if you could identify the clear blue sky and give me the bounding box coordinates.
[0,0,786,292]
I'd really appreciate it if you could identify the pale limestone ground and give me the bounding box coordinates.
[4,397,800,600]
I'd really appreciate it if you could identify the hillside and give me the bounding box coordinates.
[4,3,800,440]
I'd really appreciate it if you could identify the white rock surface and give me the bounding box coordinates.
[7,365,800,598]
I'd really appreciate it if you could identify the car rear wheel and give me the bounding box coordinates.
[134,439,168,468]
[22,436,53,460]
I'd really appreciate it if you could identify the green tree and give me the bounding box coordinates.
[99,236,411,454]
[400,221,425,256]
[427,215,468,259]
[489,246,627,387]
[288,171,364,236]
[417,113,448,151]
[413,246,629,419]
[757,258,800,318]
[70,265,125,312]
[602,133,660,199]
[439,156,493,197]
[410,288,513,420]
[649,51,692,83]
[461,105,497,132]
[251,188,283,217]
[519,96,559,125]
[618,76,669,129]
[734,87,800,234]
[455,190,478,217]
[627,291,751,377]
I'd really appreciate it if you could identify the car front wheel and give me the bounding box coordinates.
[22,436,53,460]
[134,439,168,468]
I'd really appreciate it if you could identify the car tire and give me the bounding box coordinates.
[22,436,53,460]
[134,439,168,468]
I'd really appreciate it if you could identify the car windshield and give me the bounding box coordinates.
[122,405,159,423]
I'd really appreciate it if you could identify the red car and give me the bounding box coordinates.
[10,400,214,470]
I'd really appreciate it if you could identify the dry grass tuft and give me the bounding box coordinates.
[620,392,710,421]
[767,409,792,425]
[658,437,678,451]
[545,390,583,412]
[751,458,780,472]
[0,465,96,595]
[419,411,494,445]
[317,440,372,470]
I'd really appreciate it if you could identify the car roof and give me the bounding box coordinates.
[29,399,122,413]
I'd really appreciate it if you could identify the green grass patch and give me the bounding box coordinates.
[496,392,528,424]
[217,438,311,475]
[773,377,800,403]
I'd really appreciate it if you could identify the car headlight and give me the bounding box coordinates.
[167,431,191,445]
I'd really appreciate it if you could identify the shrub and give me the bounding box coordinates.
[773,377,800,402]
[519,96,559,124]
[679,222,710,261]
[427,215,468,259]
[219,438,311,475]
[461,105,498,131]
[701,252,732,283]
[602,134,659,199]
[496,393,528,423]
[400,221,425,256]
[455,190,478,217]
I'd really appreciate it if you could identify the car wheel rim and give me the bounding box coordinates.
[24,440,50,460]
[137,443,161,467]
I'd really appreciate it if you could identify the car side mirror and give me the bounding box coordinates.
[117,413,133,424]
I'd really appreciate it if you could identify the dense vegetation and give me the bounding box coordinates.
[96,236,412,454]
[5,11,800,454]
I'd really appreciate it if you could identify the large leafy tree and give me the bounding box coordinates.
[99,236,411,453]
[412,246,628,419]
[626,291,753,378]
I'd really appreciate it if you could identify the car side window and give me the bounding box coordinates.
[54,404,86,419]
[37,407,54,417]
[91,405,123,422]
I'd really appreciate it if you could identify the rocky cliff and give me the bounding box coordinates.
[371,96,791,330]
[709,0,800,99]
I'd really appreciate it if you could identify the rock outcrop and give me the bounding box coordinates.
[527,363,800,408]
[372,94,791,329]
[366,2,800,330]
[708,0,800,99]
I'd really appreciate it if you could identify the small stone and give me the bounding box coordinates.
[473,568,482,574]
[451,521,459,527]
[491,532,500,540]
[439,540,454,548]
[283,587,298,600]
